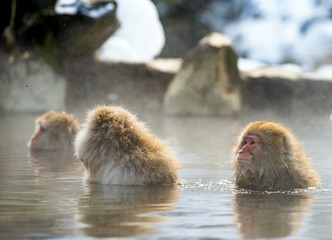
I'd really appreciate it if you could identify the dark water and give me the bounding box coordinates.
[0,112,332,239]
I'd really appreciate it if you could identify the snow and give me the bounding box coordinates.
[55,0,165,63]
[292,21,332,70]
[95,0,165,63]
[55,0,115,18]
[55,0,79,15]
[238,58,266,72]
[315,65,332,79]
[204,0,332,71]
[79,3,115,19]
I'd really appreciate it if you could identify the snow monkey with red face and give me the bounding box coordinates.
[233,121,320,191]
[28,111,80,151]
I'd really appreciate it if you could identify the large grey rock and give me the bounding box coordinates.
[163,33,241,116]
[241,67,332,115]
[0,58,66,112]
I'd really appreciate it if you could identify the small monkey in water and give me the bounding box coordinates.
[28,111,80,151]
[233,121,320,191]
[74,106,179,186]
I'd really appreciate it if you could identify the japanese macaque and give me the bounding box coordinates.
[233,121,320,191]
[28,111,80,151]
[74,105,180,186]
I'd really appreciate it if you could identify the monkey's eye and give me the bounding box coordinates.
[250,140,255,145]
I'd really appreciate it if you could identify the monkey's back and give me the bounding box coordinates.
[75,106,179,186]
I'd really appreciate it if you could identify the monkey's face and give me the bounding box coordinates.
[29,123,69,150]
[236,135,261,168]
[29,124,47,150]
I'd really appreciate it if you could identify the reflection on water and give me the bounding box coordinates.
[76,185,179,238]
[233,193,315,239]
[29,150,79,176]
[0,112,331,239]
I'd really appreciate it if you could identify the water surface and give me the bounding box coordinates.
[0,112,331,239]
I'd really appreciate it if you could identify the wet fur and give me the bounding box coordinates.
[74,106,180,186]
[233,121,321,190]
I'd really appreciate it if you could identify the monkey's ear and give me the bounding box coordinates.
[280,135,289,153]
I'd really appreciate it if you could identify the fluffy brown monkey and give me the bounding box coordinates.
[233,121,320,191]
[74,106,180,186]
[28,111,80,151]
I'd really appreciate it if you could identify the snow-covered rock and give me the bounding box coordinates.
[55,0,165,63]
[238,58,266,72]
[315,64,332,79]
[95,0,165,63]
[164,33,241,116]
[55,0,115,18]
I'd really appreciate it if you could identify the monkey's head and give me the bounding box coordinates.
[82,106,142,143]
[234,121,292,173]
[75,106,145,161]
[28,111,80,151]
[234,121,320,190]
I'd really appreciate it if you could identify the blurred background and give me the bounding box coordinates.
[2,0,332,67]
[1,0,332,114]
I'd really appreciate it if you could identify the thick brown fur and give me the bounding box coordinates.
[74,105,180,186]
[233,121,320,190]
[28,111,80,151]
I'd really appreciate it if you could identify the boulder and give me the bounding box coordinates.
[241,67,332,115]
[0,57,66,112]
[163,33,241,116]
